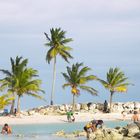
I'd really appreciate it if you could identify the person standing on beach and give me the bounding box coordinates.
[14,108,17,116]
[132,111,139,123]
[66,110,75,122]
[103,100,108,113]
[66,111,71,122]
[121,111,127,121]
[70,110,75,122]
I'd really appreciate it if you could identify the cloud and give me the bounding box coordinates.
[0,0,140,47]
[0,0,140,24]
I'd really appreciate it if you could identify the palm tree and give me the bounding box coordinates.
[62,63,98,111]
[0,56,28,114]
[98,67,131,112]
[44,28,73,105]
[0,94,14,110]
[0,56,44,113]
[15,68,44,113]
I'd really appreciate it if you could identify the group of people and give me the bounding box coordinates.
[121,110,140,122]
[2,108,18,118]
[83,111,140,139]
[84,120,104,138]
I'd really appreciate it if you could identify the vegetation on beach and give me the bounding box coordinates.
[0,56,28,113]
[44,28,73,105]
[0,56,44,113]
[62,63,98,110]
[98,67,131,112]
[0,94,14,110]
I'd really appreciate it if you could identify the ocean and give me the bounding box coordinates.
[0,120,130,140]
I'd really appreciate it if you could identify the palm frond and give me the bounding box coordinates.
[79,85,98,95]
[78,66,91,77]
[62,73,71,83]
[62,83,71,89]
[0,94,14,110]
[44,32,51,42]
[0,69,12,76]
[79,75,97,84]
[26,92,44,100]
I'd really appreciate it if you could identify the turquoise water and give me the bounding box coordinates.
[0,121,130,140]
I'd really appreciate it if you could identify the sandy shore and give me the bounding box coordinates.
[0,112,133,125]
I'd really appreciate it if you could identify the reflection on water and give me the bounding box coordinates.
[0,120,130,140]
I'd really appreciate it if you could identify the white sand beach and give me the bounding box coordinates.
[0,112,133,125]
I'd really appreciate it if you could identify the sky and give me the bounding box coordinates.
[0,0,140,110]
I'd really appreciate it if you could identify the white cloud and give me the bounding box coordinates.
[0,0,140,44]
[0,0,140,24]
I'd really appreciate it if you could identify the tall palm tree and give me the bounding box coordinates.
[44,28,73,105]
[98,67,131,112]
[0,56,28,114]
[62,63,98,111]
[15,68,44,113]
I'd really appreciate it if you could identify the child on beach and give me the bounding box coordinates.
[66,110,75,122]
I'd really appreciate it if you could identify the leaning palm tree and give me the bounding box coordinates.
[15,68,44,113]
[0,56,28,114]
[44,28,73,105]
[62,63,98,111]
[98,67,131,112]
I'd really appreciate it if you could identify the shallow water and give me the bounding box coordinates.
[0,120,130,140]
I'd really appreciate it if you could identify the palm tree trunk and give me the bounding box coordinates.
[10,93,15,114]
[72,94,76,111]
[109,91,114,112]
[17,95,21,113]
[50,57,56,105]
[10,99,15,114]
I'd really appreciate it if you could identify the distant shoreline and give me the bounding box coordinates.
[0,101,139,125]
[0,112,133,125]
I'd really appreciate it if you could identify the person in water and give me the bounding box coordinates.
[1,123,12,134]
[84,120,103,138]
[132,111,139,123]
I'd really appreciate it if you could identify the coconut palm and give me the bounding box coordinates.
[62,63,98,111]
[0,56,44,113]
[98,67,131,112]
[44,28,73,105]
[0,94,14,110]
[0,56,28,114]
[15,68,44,113]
